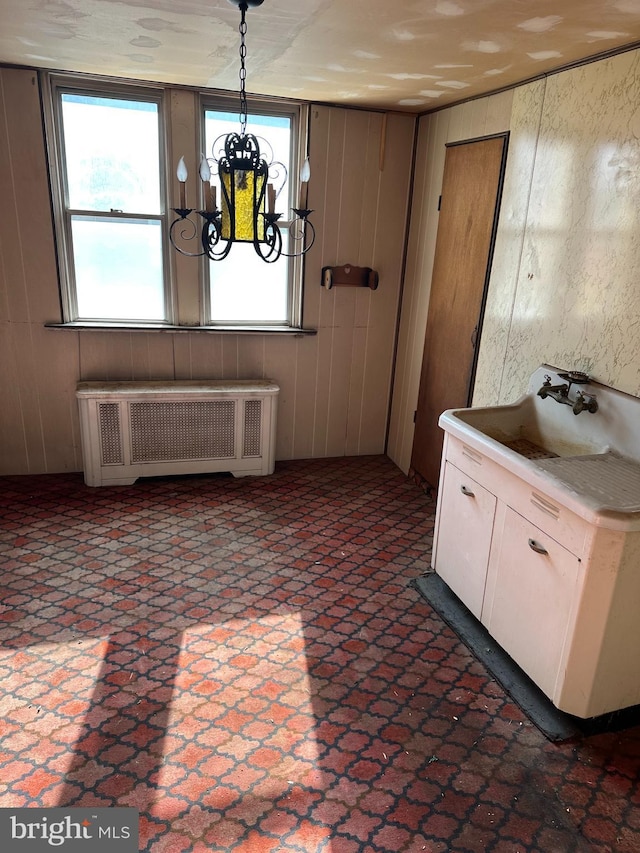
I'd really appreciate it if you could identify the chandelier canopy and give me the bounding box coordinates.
[170,0,315,264]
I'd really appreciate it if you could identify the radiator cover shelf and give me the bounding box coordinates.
[76,380,279,486]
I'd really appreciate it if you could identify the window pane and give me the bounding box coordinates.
[62,94,161,214]
[71,216,165,321]
[204,109,293,324]
[209,238,289,324]
[204,111,292,212]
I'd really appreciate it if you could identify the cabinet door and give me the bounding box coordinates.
[434,461,497,618]
[484,507,581,701]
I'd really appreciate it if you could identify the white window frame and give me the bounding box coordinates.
[42,73,311,332]
[199,94,309,329]
[42,73,172,325]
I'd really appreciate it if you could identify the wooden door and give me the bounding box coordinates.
[411,134,507,488]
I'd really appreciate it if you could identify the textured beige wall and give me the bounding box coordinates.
[0,68,415,475]
[471,79,546,407]
[389,47,640,475]
[490,50,640,404]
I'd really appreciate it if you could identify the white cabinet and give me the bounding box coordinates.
[432,431,640,718]
[482,507,580,700]
[433,461,496,619]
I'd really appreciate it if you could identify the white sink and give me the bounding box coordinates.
[439,365,640,524]
[448,393,604,459]
[435,365,640,717]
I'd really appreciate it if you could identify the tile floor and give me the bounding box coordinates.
[0,455,639,853]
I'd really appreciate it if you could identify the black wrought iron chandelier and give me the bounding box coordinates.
[170,0,315,264]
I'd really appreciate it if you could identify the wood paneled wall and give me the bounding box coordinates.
[0,68,415,475]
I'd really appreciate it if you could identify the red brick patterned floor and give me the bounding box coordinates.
[1,456,639,852]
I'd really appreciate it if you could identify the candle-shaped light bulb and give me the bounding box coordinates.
[299,156,310,209]
[199,155,213,211]
[177,156,188,208]
[267,183,276,214]
[199,154,211,183]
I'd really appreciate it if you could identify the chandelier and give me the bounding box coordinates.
[169,0,315,264]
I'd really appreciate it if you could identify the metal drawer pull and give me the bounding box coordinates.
[528,538,548,555]
[460,484,475,497]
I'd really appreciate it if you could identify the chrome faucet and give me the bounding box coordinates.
[537,372,598,415]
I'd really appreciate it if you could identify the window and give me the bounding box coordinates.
[45,78,168,323]
[44,75,308,330]
[202,103,300,326]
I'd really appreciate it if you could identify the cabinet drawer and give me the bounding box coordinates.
[444,434,588,557]
[445,435,496,487]
[434,462,497,619]
[505,488,588,558]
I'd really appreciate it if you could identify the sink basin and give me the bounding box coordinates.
[441,365,640,463]
[448,393,606,459]
[439,365,640,524]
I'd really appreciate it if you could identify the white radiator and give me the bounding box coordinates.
[76,380,279,487]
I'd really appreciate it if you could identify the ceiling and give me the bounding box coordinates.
[2,0,640,112]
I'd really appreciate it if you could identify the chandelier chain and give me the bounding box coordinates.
[238,5,248,136]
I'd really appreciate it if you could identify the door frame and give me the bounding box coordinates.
[447,131,510,405]
[408,130,510,487]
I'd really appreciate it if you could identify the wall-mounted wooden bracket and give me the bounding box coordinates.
[321,264,379,291]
